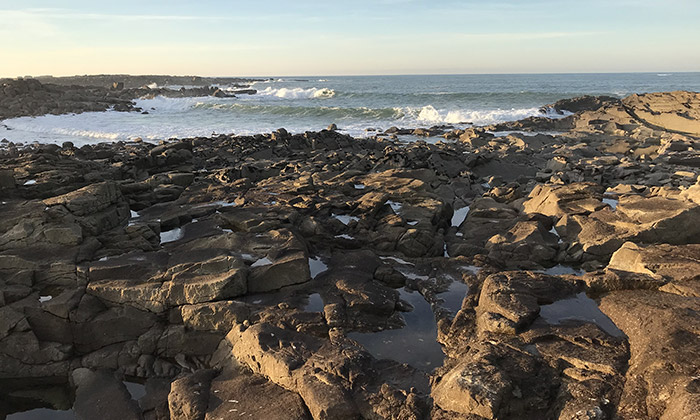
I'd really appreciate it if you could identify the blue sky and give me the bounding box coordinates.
[1,0,698,76]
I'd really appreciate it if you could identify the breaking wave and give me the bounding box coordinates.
[191,102,546,126]
[255,86,336,99]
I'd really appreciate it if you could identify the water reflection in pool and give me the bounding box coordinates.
[348,287,444,370]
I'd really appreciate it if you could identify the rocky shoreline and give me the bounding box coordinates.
[0,77,261,121]
[0,88,699,419]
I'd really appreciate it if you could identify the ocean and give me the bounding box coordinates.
[2,73,700,146]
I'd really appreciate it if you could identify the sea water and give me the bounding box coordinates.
[2,73,699,145]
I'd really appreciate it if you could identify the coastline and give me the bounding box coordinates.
[0,81,699,419]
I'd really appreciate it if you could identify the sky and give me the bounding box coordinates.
[1,0,699,77]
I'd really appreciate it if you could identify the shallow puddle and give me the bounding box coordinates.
[123,381,146,401]
[348,288,444,370]
[332,214,360,225]
[7,408,75,420]
[539,292,624,337]
[308,257,328,279]
[251,257,272,267]
[386,200,403,213]
[379,256,414,266]
[539,264,585,276]
[439,281,469,315]
[159,227,184,244]
[602,198,618,210]
[304,293,324,312]
[334,234,354,240]
[451,206,470,227]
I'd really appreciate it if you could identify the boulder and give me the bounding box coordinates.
[71,368,142,420]
[248,251,310,293]
[43,181,130,236]
[180,300,251,332]
[607,242,700,283]
[168,369,217,420]
[522,182,605,219]
[476,271,580,334]
[205,369,311,419]
[485,220,559,268]
[600,290,700,419]
[623,91,700,136]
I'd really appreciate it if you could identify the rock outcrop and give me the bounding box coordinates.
[1,90,699,419]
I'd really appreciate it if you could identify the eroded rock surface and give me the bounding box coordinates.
[1,90,699,419]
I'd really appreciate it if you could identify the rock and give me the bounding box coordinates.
[163,264,248,306]
[600,290,700,419]
[224,323,363,419]
[432,341,555,419]
[522,182,605,219]
[545,95,620,114]
[180,300,250,332]
[397,228,443,257]
[72,368,142,420]
[206,369,311,419]
[168,369,217,420]
[623,91,700,136]
[248,251,310,293]
[485,220,559,268]
[43,181,130,236]
[73,306,157,353]
[43,224,83,245]
[0,169,16,190]
[607,242,700,284]
[476,271,580,334]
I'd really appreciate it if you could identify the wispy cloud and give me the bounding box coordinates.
[456,31,607,40]
[0,8,229,22]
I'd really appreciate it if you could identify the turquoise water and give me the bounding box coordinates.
[3,73,699,145]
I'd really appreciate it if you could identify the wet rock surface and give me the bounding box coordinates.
[1,91,699,419]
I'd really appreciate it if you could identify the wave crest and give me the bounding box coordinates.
[257,87,336,99]
[411,105,541,125]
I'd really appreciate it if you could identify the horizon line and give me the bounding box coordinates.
[5,70,700,80]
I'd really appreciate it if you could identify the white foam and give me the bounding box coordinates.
[451,206,470,227]
[257,87,335,99]
[251,257,273,267]
[412,105,545,126]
